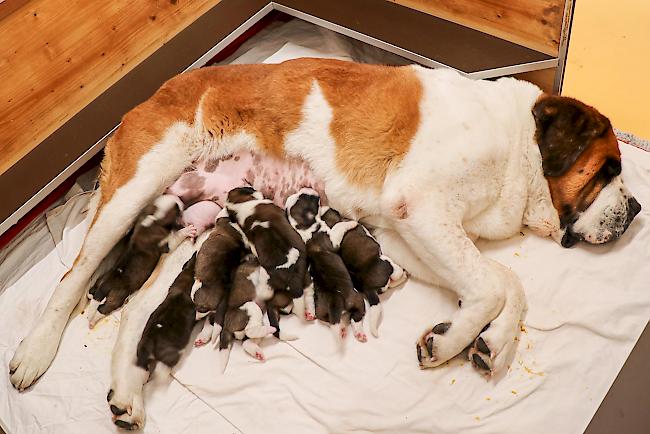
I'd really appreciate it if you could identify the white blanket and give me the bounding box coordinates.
[1,19,649,434]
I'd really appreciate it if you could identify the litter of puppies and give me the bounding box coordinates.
[85,184,407,377]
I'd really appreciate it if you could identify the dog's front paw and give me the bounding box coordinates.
[416,322,453,369]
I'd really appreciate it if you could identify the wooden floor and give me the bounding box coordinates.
[0,0,221,175]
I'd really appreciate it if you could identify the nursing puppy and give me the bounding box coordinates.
[218,254,276,364]
[136,254,197,377]
[86,195,194,327]
[321,206,406,337]
[195,254,275,352]
[191,208,247,319]
[286,189,366,342]
[225,187,311,333]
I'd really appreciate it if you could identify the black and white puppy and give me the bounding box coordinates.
[285,189,366,342]
[225,187,310,338]
[321,207,406,337]
[191,207,247,321]
[135,253,197,377]
[217,254,276,366]
[86,194,194,327]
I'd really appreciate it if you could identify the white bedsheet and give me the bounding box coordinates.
[1,19,649,434]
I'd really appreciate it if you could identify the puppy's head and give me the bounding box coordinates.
[285,188,321,230]
[226,186,264,204]
[142,194,183,230]
[534,95,641,247]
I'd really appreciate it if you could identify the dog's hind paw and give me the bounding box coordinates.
[468,321,518,377]
[9,329,59,391]
[108,386,146,431]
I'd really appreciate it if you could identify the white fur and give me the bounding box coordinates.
[327,220,358,249]
[13,64,639,427]
[277,247,300,269]
[572,175,636,243]
[250,221,270,230]
[190,279,202,302]
[225,198,272,227]
[109,239,197,430]
[368,304,382,338]
[194,317,214,347]
[10,122,197,390]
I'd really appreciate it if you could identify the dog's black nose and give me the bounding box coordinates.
[628,197,642,218]
[561,228,580,248]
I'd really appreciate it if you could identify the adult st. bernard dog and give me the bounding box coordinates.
[10,58,640,398]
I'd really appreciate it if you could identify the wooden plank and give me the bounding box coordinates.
[0,0,31,21]
[0,0,221,175]
[513,68,556,94]
[386,0,564,56]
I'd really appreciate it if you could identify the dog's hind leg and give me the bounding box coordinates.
[393,204,509,370]
[10,121,196,390]
[468,276,526,377]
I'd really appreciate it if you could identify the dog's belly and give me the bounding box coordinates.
[167,151,326,209]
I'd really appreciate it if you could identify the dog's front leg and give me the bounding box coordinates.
[394,204,518,372]
[109,239,196,430]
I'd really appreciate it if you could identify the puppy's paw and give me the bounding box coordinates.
[194,320,214,347]
[194,337,209,347]
[354,331,367,343]
[242,340,266,362]
[416,322,454,369]
[179,225,197,240]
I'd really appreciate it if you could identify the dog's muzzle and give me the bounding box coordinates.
[562,197,642,248]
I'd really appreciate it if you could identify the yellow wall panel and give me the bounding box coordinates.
[562,0,650,139]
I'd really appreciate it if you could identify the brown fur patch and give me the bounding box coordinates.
[100,60,420,208]
[546,127,621,223]
[198,59,421,187]
[535,94,621,224]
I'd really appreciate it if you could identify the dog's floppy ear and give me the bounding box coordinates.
[533,95,610,177]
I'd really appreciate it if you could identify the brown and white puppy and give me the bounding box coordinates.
[85,194,193,327]
[218,254,276,366]
[320,206,406,337]
[195,254,275,360]
[225,187,310,337]
[286,189,366,342]
[12,59,642,416]
[135,253,197,377]
[191,208,247,320]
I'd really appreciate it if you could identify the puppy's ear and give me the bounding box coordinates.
[533,95,610,176]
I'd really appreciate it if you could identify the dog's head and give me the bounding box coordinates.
[534,95,641,247]
[226,186,264,204]
[285,188,321,230]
